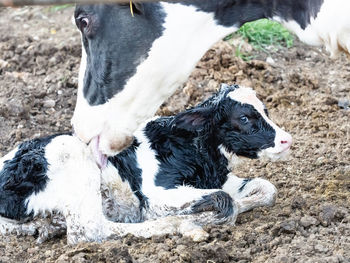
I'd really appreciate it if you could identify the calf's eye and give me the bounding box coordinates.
[240,116,249,124]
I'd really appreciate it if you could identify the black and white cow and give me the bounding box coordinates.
[71,0,349,156]
[0,84,292,244]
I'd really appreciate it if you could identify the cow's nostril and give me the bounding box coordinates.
[281,140,288,144]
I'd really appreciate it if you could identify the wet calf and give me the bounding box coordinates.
[0,84,292,244]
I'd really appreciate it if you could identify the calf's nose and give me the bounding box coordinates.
[280,133,292,150]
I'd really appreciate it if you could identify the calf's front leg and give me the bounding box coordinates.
[144,186,239,225]
[222,173,277,213]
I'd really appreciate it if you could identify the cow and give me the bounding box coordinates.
[70,0,350,158]
[0,84,292,244]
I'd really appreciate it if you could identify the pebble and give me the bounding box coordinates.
[291,196,306,209]
[43,99,56,108]
[315,156,327,166]
[300,216,318,228]
[319,205,337,226]
[279,220,297,234]
[0,59,9,68]
[338,98,349,109]
[266,56,276,66]
[314,243,329,253]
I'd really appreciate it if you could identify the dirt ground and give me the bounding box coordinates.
[0,6,349,263]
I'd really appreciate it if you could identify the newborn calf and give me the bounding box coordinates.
[0,84,292,244]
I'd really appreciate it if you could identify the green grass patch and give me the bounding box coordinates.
[225,19,294,57]
[49,4,74,12]
[238,19,294,50]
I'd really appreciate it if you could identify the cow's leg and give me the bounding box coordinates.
[222,173,277,213]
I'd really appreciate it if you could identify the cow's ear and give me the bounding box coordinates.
[172,108,212,132]
[132,2,144,15]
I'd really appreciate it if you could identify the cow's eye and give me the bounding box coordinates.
[80,17,89,28]
[240,116,249,124]
[76,16,89,32]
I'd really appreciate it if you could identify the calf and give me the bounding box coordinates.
[71,0,350,156]
[0,84,292,244]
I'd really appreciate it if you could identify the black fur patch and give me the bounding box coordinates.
[0,134,62,221]
[239,178,252,192]
[185,0,324,29]
[108,140,148,208]
[191,191,234,219]
[146,116,230,190]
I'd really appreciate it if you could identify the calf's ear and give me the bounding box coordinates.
[172,108,212,132]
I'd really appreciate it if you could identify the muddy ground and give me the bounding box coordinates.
[0,6,349,263]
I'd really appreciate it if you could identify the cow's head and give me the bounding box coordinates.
[73,4,165,106]
[72,3,168,155]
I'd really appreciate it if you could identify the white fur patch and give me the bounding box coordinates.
[25,135,101,217]
[274,0,350,57]
[219,144,243,170]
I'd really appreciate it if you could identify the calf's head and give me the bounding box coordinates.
[172,84,292,161]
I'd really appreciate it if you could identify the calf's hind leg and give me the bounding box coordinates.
[36,136,208,244]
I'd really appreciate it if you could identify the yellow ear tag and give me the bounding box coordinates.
[130,0,134,17]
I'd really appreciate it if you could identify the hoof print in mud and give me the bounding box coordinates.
[191,191,236,223]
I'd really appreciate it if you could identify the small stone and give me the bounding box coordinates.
[0,99,29,118]
[279,219,297,234]
[299,216,318,228]
[319,204,337,226]
[323,256,341,263]
[27,247,39,254]
[49,56,57,64]
[43,99,56,108]
[33,90,47,99]
[266,56,276,66]
[0,59,9,68]
[314,243,329,253]
[323,97,338,106]
[315,156,326,166]
[338,98,349,110]
[291,196,306,209]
